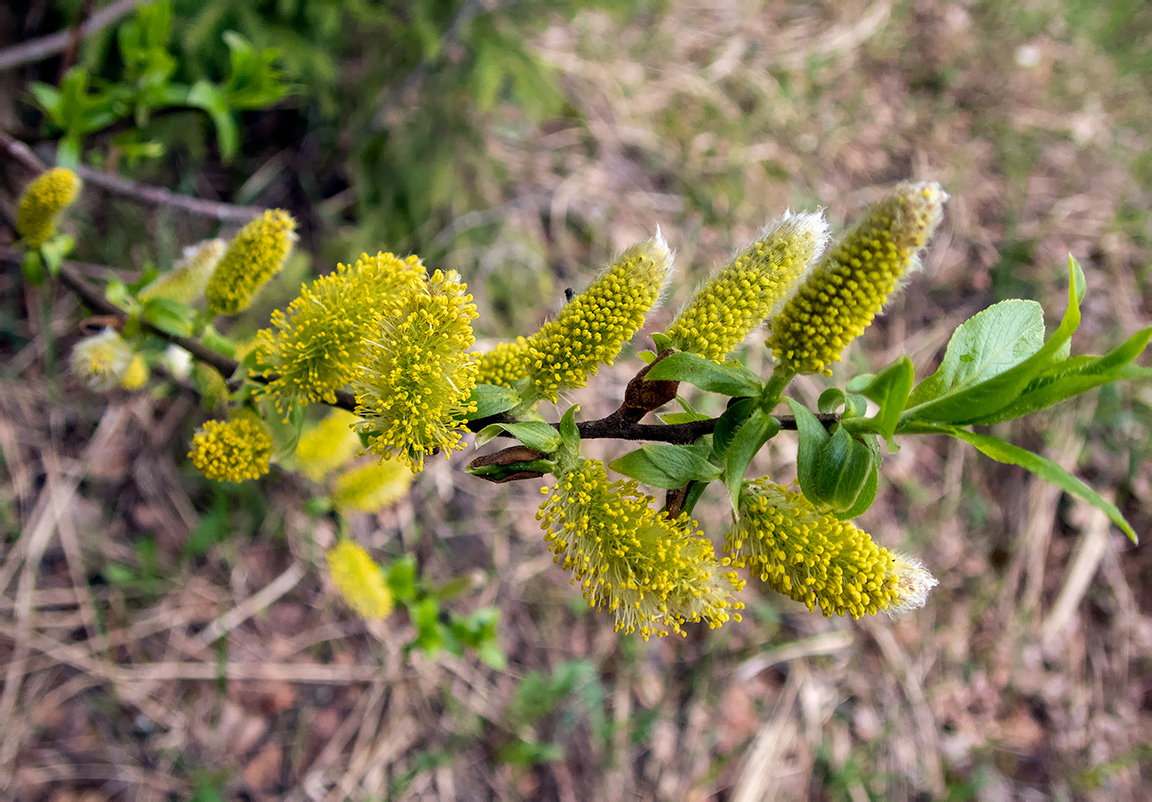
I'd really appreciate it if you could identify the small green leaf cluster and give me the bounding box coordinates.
[30,1,289,164]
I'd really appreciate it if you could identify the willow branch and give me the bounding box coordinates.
[0,0,141,72]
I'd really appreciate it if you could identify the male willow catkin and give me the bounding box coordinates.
[17,167,80,247]
[666,211,829,362]
[188,417,274,483]
[767,182,946,375]
[139,239,226,303]
[205,209,297,316]
[724,479,937,618]
[326,540,393,619]
[537,459,743,640]
[523,234,673,404]
[69,329,134,392]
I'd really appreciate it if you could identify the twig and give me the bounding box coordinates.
[73,165,269,221]
[0,132,267,221]
[0,0,141,72]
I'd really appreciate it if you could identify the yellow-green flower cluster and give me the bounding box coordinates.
[524,234,673,403]
[294,409,363,482]
[257,253,426,413]
[188,417,273,483]
[332,460,414,513]
[475,336,530,388]
[120,355,149,391]
[17,167,80,247]
[206,209,297,316]
[537,458,743,640]
[767,182,946,375]
[326,540,393,619]
[70,329,133,391]
[139,239,226,303]
[724,478,936,618]
[666,211,829,362]
[353,269,479,471]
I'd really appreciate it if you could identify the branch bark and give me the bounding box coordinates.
[0,0,141,72]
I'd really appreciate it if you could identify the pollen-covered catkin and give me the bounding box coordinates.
[537,459,743,640]
[475,337,530,389]
[17,167,80,247]
[205,209,297,315]
[524,234,673,403]
[188,417,273,482]
[724,479,936,618]
[767,182,946,375]
[666,211,828,362]
[139,239,226,303]
[257,252,426,413]
[326,541,393,619]
[331,460,414,513]
[70,329,133,391]
[294,409,364,482]
[353,269,479,471]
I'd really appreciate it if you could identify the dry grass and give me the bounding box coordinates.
[2,1,1152,799]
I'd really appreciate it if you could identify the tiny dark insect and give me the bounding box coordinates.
[564,287,575,302]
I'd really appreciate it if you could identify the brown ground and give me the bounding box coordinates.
[2,1,1151,799]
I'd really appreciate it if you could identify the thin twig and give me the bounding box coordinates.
[73,165,269,221]
[0,0,141,72]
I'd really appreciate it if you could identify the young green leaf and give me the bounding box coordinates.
[474,421,560,452]
[786,397,831,503]
[936,425,1137,542]
[466,384,520,420]
[964,327,1152,424]
[609,444,721,489]
[643,351,763,398]
[847,355,915,445]
[723,408,780,510]
[810,426,879,514]
[711,397,756,458]
[903,258,1086,426]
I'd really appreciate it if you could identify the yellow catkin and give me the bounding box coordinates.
[724,479,936,618]
[17,167,80,247]
[119,355,149,391]
[353,269,479,471]
[537,458,743,640]
[474,337,530,389]
[524,234,673,403]
[326,541,393,619]
[666,211,828,362]
[188,417,273,483]
[139,239,227,303]
[294,409,363,483]
[331,460,414,513]
[257,252,426,414]
[205,209,297,315]
[767,182,946,375]
[70,329,133,391]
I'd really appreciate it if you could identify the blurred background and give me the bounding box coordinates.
[1,0,1151,798]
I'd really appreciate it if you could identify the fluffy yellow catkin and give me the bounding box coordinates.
[119,355,149,391]
[326,541,393,619]
[353,269,479,471]
[767,182,946,375]
[331,460,414,513]
[139,239,227,303]
[537,458,743,640]
[666,211,829,362]
[523,234,673,403]
[724,479,937,618]
[17,167,80,247]
[188,417,273,483]
[294,409,364,483]
[70,329,133,391]
[205,209,297,315]
[257,252,426,414]
[474,337,530,389]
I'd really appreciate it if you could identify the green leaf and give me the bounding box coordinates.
[711,397,755,458]
[474,421,560,452]
[817,388,847,414]
[386,556,418,602]
[964,327,1152,424]
[141,296,194,337]
[644,351,763,398]
[903,258,1086,425]
[650,332,674,351]
[723,409,779,511]
[810,426,878,514]
[786,398,831,504]
[466,384,519,420]
[658,411,710,425]
[835,436,882,520]
[609,444,720,490]
[558,405,579,454]
[937,425,1137,543]
[848,355,915,445]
